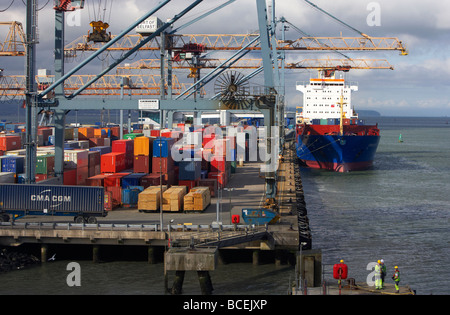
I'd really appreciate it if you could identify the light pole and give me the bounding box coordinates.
[224,187,234,224]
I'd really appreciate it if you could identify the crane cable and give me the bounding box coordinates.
[0,0,15,12]
[303,0,370,38]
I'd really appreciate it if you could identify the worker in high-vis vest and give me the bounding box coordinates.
[374,260,382,289]
[392,266,400,293]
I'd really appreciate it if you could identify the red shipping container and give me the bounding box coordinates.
[152,156,174,173]
[210,159,229,173]
[134,155,150,173]
[112,139,134,168]
[104,172,130,187]
[0,135,21,151]
[86,174,109,187]
[150,130,160,137]
[104,191,113,211]
[101,152,126,173]
[105,186,122,208]
[178,180,196,191]
[63,168,77,185]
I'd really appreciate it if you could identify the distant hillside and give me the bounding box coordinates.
[357,110,381,117]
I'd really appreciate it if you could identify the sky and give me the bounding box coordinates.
[1,0,450,117]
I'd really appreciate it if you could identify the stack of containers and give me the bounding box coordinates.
[88,151,101,177]
[37,127,53,146]
[64,149,89,185]
[152,137,175,179]
[112,139,134,169]
[133,136,154,173]
[178,159,201,190]
[122,186,144,208]
[140,172,174,188]
[35,154,55,182]
[208,138,230,187]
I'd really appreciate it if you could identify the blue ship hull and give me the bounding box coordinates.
[296,125,380,172]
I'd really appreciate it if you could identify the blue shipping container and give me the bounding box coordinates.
[179,160,201,180]
[121,173,146,188]
[89,145,112,155]
[153,138,175,158]
[0,184,106,217]
[121,186,143,205]
[1,156,24,173]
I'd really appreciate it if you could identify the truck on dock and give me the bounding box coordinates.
[0,184,107,223]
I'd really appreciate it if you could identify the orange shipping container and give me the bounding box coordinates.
[134,136,151,156]
[78,127,94,140]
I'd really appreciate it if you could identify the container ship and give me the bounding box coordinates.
[295,71,380,172]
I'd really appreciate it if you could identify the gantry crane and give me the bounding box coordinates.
[64,33,408,57]
[0,73,203,100]
[0,21,26,56]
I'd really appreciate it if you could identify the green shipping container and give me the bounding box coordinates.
[320,119,328,125]
[36,154,55,174]
[123,133,144,140]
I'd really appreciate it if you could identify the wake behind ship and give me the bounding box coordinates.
[295,71,380,172]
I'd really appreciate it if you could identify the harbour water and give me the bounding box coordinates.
[0,116,449,295]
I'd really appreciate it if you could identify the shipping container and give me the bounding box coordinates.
[152,156,174,173]
[1,156,24,173]
[0,135,21,151]
[104,172,130,187]
[89,146,112,155]
[112,139,134,168]
[178,180,196,191]
[139,171,175,188]
[78,127,95,140]
[63,168,77,186]
[0,184,107,223]
[86,174,109,187]
[101,152,126,173]
[105,186,122,208]
[122,186,144,207]
[36,154,55,174]
[134,136,154,156]
[64,149,88,168]
[133,155,150,173]
[178,160,201,181]
[152,137,175,157]
[121,173,146,188]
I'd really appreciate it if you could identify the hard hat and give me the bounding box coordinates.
[377,260,381,264]
[340,259,344,263]
[381,259,384,263]
[395,266,398,269]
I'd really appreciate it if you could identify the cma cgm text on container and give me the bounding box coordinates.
[170,125,280,172]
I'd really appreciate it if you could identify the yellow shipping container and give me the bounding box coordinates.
[134,136,150,156]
